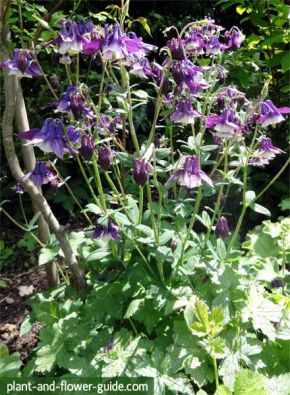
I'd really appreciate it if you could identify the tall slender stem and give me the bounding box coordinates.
[179,187,203,267]
[92,154,107,213]
[213,356,219,389]
[76,155,103,211]
[138,186,144,224]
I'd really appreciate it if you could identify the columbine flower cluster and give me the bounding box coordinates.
[4,15,289,247]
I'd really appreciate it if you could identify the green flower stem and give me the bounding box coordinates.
[147,94,162,147]
[146,181,158,242]
[0,208,45,247]
[138,185,144,224]
[254,157,290,203]
[32,56,58,99]
[128,317,139,336]
[19,194,28,225]
[64,62,73,85]
[51,164,92,225]
[213,356,219,389]
[92,154,107,213]
[17,0,24,48]
[120,65,140,155]
[76,155,103,212]
[113,164,125,195]
[76,53,80,85]
[97,59,107,111]
[56,261,70,286]
[179,187,203,267]
[226,163,248,257]
[168,123,177,200]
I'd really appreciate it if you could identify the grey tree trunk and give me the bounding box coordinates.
[16,86,60,287]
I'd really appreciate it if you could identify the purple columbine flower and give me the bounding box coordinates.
[206,108,241,138]
[249,137,284,166]
[130,58,153,79]
[67,125,81,143]
[101,24,156,61]
[102,24,128,60]
[215,216,230,240]
[93,220,121,242]
[172,61,209,95]
[53,19,85,54]
[50,73,59,89]
[133,157,152,186]
[18,118,70,159]
[271,278,283,288]
[170,99,201,124]
[259,100,290,127]
[167,38,186,60]
[97,115,123,137]
[0,49,42,78]
[24,161,56,187]
[98,146,113,170]
[225,26,244,49]
[206,36,227,55]
[79,135,95,160]
[11,183,24,194]
[166,155,213,189]
[54,86,93,120]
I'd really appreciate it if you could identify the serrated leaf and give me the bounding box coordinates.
[216,385,232,395]
[195,299,210,333]
[0,353,21,377]
[39,246,59,265]
[124,299,144,319]
[234,370,267,395]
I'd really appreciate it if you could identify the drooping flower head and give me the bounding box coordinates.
[249,137,285,166]
[166,155,213,189]
[93,220,121,241]
[225,26,244,49]
[18,118,71,159]
[24,161,56,187]
[167,38,186,60]
[56,19,85,54]
[55,85,94,120]
[0,49,42,78]
[79,135,95,160]
[259,100,290,127]
[215,216,230,240]
[170,98,201,124]
[172,60,209,95]
[206,108,241,138]
[133,157,152,186]
[104,336,114,353]
[98,146,113,170]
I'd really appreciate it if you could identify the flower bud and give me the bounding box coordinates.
[98,146,113,170]
[215,216,230,240]
[50,73,59,89]
[171,239,177,252]
[271,278,283,288]
[167,38,186,60]
[79,135,94,160]
[133,157,151,186]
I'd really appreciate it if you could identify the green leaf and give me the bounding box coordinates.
[85,203,103,215]
[0,353,21,377]
[216,385,232,395]
[124,299,144,319]
[266,373,290,395]
[249,203,271,216]
[234,370,267,395]
[0,344,9,357]
[19,316,32,337]
[135,17,151,35]
[39,246,59,265]
[217,239,227,260]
